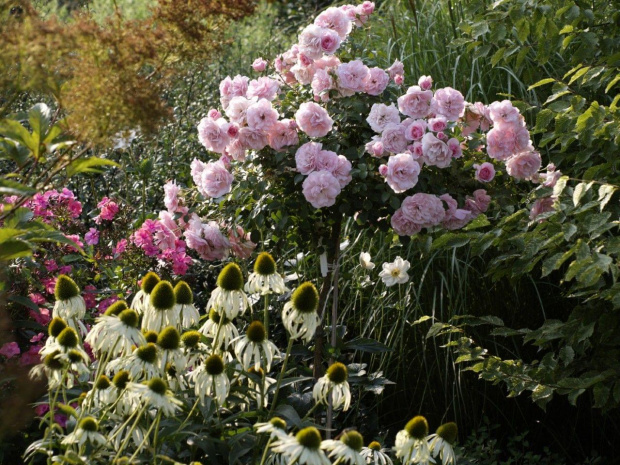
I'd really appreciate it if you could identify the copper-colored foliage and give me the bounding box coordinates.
[0,0,255,145]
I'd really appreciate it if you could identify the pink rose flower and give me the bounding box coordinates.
[299,24,341,59]
[421,132,452,168]
[428,116,447,132]
[394,74,404,85]
[365,137,385,158]
[312,69,334,101]
[252,57,267,72]
[474,162,496,182]
[540,164,562,188]
[404,119,427,141]
[486,123,531,160]
[30,292,46,305]
[291,61,317,85]
[191,159,234,198]
[30,307,50,325]
[418,75,433,90]
[367,103,400,133]
[164,180,182,212]
[488,100,521,126]
[225,96,253,126]
[382,153,421,193]
[464,189,491,216]
[0,342,20,359]
[208,109,221,119]
[357,1,375,16]
[431,87,465,121]
[228,225,256,260]
[268,119,299,150]
[401,193,445,228]
[440,193,472,230]
[295,102,333,138]
[331,155,352,188]
[462,102,491,136]
[336,60,370,92]
[505,150,542,180]
[247,77,280,101]
[447,138,462,158]
[295,142,322,174]
[184,214,230,261]
[363,67,389,96]
[411,141,423,157]
[84,228,99,246]
[302,170,342,208]
[113,239,128,255]
[315,6,353,39]
[381,123,408,154]
[391,208,422,236]
[197,117,230,154]
[246,99,279,132]
[529,196,555,221]
[387,59,404,80]
[238,127,269,151]
[397,86,433,118]
[315,150,339,172]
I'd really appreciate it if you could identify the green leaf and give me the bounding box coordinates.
[464,214,490,230]
[344,337,392,353]
[0,179,36,196]
[65,157,119,177]
[0,238,32,260]
[572,181,593,207]
[605,74,620,94]
[553,176,569,197]
[568,66,591,85]
[432,233,471,250]
[598,184,616,211]
[535,109,554,132]
[528,78,556,90]
[490,47,506,66]
[9,295,40,313]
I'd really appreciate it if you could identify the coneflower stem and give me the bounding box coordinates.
[268,337,294,418]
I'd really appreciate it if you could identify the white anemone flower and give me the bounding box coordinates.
[394,417,434,465]
[282,282,320,342]
[427,422,458,465]
[378,256,410,287]
[271,427,330,465]
[232,321,280,371]
[360,441,394,465]
[199,308,239,349]
[245,251,287,295]
[106,343,161,381]
[313,362,351,411]
[131,378,183,417]
[359,252,376,270]
[208,263,251,319]
[61,417,107,448]
[189,354,230,405]
[321,430,365,465]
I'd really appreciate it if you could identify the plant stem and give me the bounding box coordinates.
[268,337,294,418]
[263,294,270,339]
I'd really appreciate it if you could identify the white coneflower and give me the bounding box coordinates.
[29,350,65,389]
[107,343,161,381]
[85,375,117,410]
[110,420,149,449]
[130,377,183,417]
[394,416,434,465]
[322,430,365,465]
[111,370,140,416]
[61,417,106,448]
[52,275,87,336]
[282,282,320,342]
[232,321,280,371]
[174,281,200,329]
[378,257,410,287]
[131,272,160,315]
[313,362,351,411]
[189,353,230,405]
[157,326,187,372]
[271,426,330,465]
[245,252,287,295]
[39,317,67,357]
[59,349,90,379]
[361,441,394,465]
[427,422,457,465]
[142,281,179,332]
[246,367,276,408]
[207,263,250,320]
[255,416,289,440]
[181,330,209,369]
[198,308,239,350]
[86,308,146,357]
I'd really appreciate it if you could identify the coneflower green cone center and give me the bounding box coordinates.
[368,441,382,451]
[136,343,158,363]
[209,308,230,324]
[79,417,98,432]
[341,431,363,451]
[205,354,225,375]
[48,317,67,338]
[326,362,348,384]
[246,321,266,343]
[158,326,180,350]
[292,282,319,313]
[437,422,458,444]
[269,417,287,430]
[57,327,79,348]
[119,309,139,327]
[95,375,111,390]
[67,350,84,363]
[141,272,160,293]
[405,416,429,439]
[147,377,167,395]
[254,252,277,275]
[113,370,130,390]
[150,281,175,310]
[143,331,158,344]
[217,263,244,291]
[55,275,79,301]
[296,427,322,449]
[105,300,128,316]
[44,352,64,370]
[174,281,193,305]
[181,331,201,348]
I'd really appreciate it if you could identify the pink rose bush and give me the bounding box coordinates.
[185,2,553,241]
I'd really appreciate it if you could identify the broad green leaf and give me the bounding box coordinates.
[66,157,119,177]
[0,238,32,260]
[598,184,616,211]
[528,78,556,90]
[568,66,590,85]
[9,295,40,313]
[344,337,392,353]
[553,176,569,197]
[605,74,620,94]
[0,179,36,196]
[572,181,593,206]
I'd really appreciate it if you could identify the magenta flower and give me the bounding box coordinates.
[0,342,20,359]
[85,228,99,245]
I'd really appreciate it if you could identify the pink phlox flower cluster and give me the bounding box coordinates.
[95,197,119,223]
[21,188,82,221]
[84,227,99,245]
[0,342,20,359]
